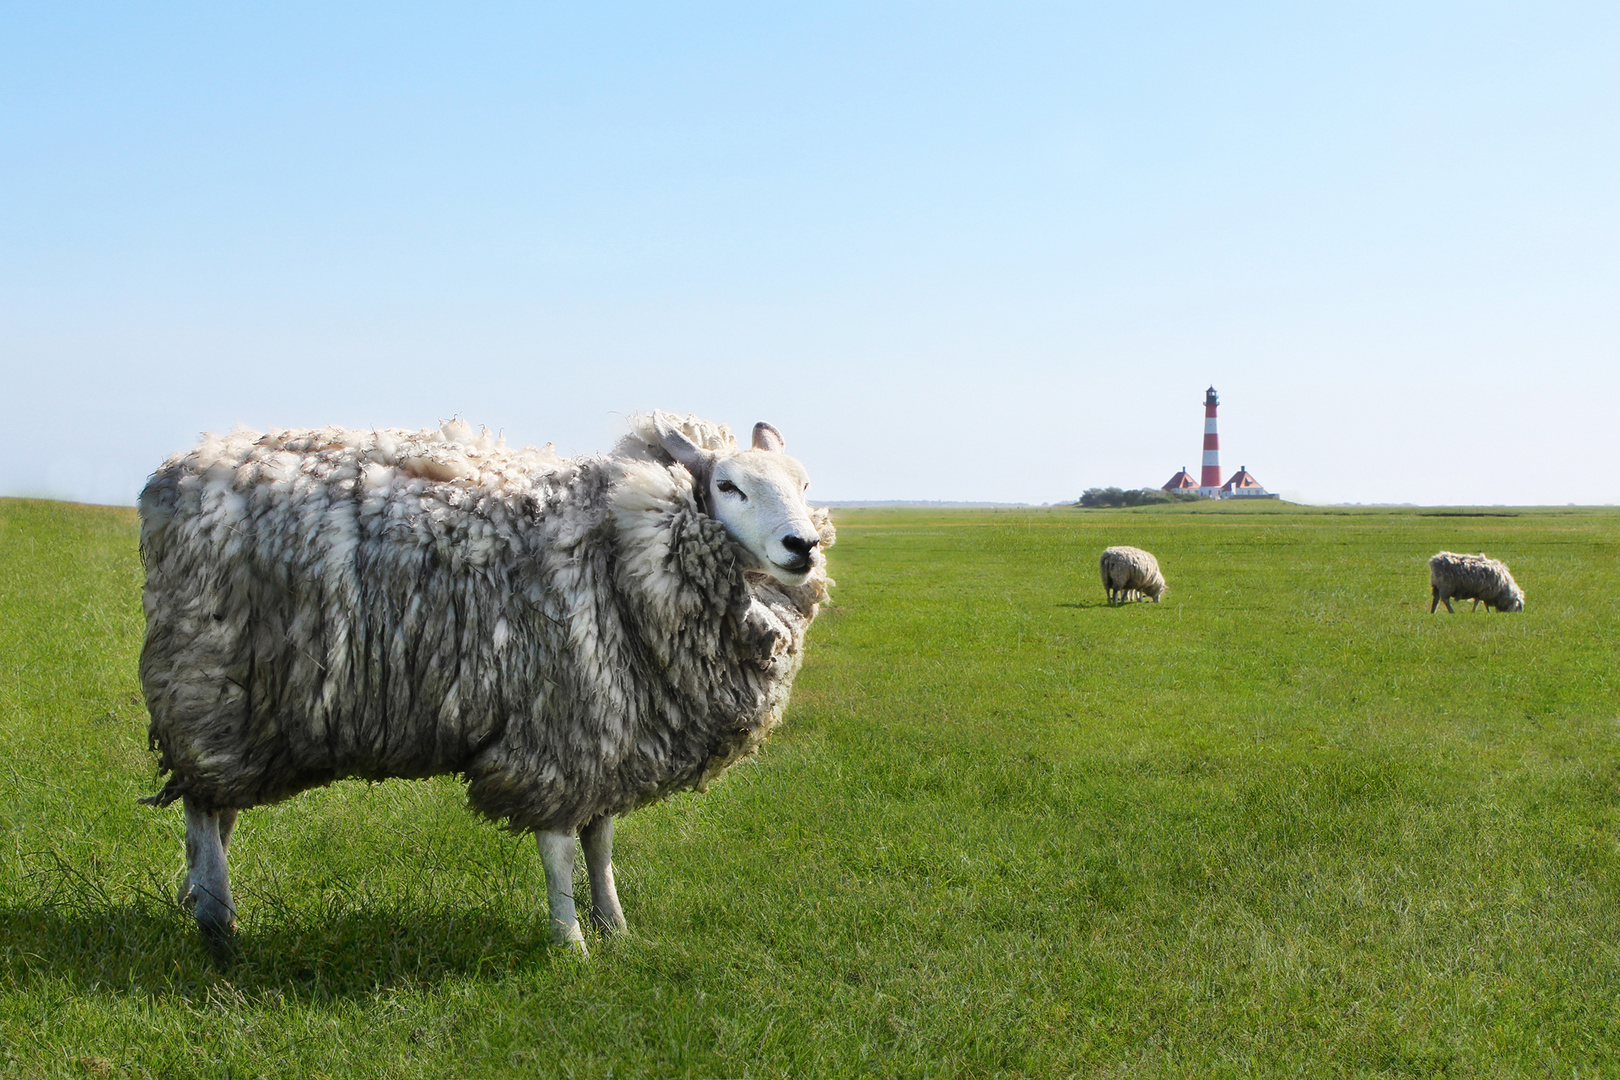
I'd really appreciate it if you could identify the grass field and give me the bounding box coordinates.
[2,495,1619,1077]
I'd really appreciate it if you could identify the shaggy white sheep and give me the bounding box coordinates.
[137,412,833,953]
[1099,545,1166,605]
[1428,551,1523,613]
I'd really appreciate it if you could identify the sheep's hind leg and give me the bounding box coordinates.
[580,815,627,935]
[538,831,588,954]
[217,808,238,853]
[181,797,237,944]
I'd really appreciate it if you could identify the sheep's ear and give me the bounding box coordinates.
[655,413,715,472]
[752,422,786,452]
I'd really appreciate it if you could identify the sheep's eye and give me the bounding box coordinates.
[717,480,746,501]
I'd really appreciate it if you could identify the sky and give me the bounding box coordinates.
[3,2,1616,506]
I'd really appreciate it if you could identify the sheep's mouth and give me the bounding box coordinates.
[771,559,813,579]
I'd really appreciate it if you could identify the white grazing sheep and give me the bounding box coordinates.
[137,412,834,953]
[1099,545,1166,604]
[1428,551,1523,613]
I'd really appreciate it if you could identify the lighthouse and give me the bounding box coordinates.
[1199,386,1221,497]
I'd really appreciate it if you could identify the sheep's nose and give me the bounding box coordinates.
[781,534,819,558]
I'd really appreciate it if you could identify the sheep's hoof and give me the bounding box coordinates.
[194,909,237,938]
[550,925,589,957]
[592,909,628,936]
[201,925,237,966]
[194,909,238,966]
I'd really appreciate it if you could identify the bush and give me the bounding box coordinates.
[1078,487,1126,507]
[1076,487,1202,508]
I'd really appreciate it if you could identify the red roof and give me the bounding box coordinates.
[1221,468,1264,492]
[1162,468,1198,491]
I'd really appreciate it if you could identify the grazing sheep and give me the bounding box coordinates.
[1428,551,1523,613]
[1099,545,1166,604]
[137,412,833,953]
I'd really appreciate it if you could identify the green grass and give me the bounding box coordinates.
[3,495,1620,1077]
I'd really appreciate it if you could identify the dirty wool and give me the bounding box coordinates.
[137,417,834,835]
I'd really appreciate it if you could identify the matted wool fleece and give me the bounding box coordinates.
[138,418,833,834]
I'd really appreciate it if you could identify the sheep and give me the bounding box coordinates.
[1428,551,1523,613]
[1099,545,1166,605]
[137,412,834,954]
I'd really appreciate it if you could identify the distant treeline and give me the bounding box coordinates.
[1075,487,1204,508]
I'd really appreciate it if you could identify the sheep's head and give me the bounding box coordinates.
[655,416,821,584]
[1496,583,1525,612]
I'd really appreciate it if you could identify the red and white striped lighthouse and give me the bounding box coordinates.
[1198,386,1221,497]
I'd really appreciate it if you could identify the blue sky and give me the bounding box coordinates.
[4,2,1616,504]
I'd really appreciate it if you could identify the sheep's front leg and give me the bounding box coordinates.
[580,815,627,935]
[537,831,587,954]
[181,797,237,940]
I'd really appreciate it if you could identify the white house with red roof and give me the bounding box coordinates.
[1162,467,1198,494]
[1219,467,1278,499]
